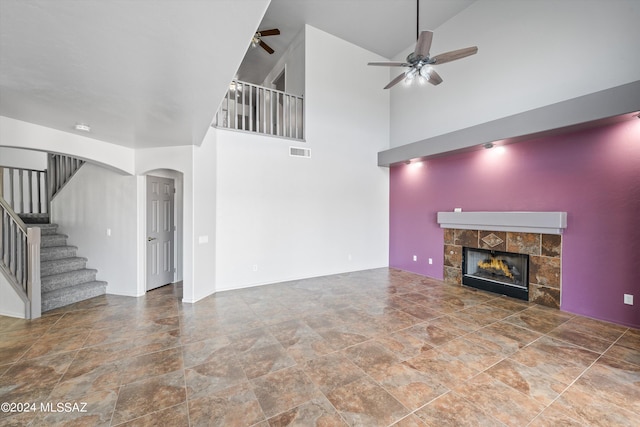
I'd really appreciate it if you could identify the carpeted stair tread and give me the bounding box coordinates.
[22,221,110,312]
[41,234,69,248]
[18,213,50,224]
[42,281,108,312]
[29,223,59,235]
[41,257,88,277]
[41,245,78,262]
[41,268,98,293]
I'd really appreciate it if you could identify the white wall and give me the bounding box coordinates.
[390,0,640,147]
[51,163,141,296]
[214,25,390,292]
[191,128,218,301]
[0,147,47,169]
[0,147,48,212]
[0,116,135,174]
[0,273,27,318]
[262,28,305,96]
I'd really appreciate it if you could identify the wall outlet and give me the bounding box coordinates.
[624,294,633,305]
[252,264,258,272]
[106,228,111,237]
[413,255,417,262]
[428,258,433,265]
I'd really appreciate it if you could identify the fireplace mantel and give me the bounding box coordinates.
[437,211,567,234]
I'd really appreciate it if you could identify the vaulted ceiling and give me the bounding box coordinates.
[237,0,475,84]
[0,0,475,150]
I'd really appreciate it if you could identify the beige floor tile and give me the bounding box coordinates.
[1,269,637,426]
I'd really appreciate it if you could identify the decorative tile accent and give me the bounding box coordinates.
[542,234,562,258]
[444,244,461,268]
[530,285,561,309]
[480,232,506,250]
[455,230,479,248]
[507,233,541,256]
[444,229,455,245]
[530,256,561,289]
[444,266,461,285]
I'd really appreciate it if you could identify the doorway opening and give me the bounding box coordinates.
[273,68,285,91]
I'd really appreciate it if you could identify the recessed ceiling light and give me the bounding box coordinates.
[74,123,91,132]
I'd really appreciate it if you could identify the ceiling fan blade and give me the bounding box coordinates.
[426,68,443,85]
[368,61,408,67]
[259,40,274,54]
[384,72,407,90]
[431,46,478,65]
[414,31,434,59]
[259,29,280,37]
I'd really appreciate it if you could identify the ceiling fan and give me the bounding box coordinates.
[251,28,280,54]
[368,1,478,89]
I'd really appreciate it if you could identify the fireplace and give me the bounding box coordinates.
[438,212,566,308]
[462,247,529,301]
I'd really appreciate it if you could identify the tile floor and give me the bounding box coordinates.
[1,268,639,426]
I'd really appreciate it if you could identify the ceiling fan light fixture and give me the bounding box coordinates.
[405,67,418,81]
[419,65,432,80]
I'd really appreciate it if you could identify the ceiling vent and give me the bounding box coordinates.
[289,147,311,158]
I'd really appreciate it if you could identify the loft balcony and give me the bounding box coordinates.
[214,80,304,140]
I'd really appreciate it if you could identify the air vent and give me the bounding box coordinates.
[289,147,311,158]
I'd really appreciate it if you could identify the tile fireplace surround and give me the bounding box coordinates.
[443,228,562,308]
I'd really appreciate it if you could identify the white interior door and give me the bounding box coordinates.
[147,175,174,291]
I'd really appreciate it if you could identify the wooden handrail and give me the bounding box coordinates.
[0,195,41,318]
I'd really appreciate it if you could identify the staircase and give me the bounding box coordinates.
[1,155,107,317]
[25,219,107,312]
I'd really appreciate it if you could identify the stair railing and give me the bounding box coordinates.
[48,153,85,201]
[214,79,304,140]
[0,196,41,319]
[0,165,48,215]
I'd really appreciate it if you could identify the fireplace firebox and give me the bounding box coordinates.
[462,247,529,300]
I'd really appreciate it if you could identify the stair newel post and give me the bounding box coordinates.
[26,226,41,319]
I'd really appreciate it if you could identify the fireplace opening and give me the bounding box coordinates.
[462,247,529,301]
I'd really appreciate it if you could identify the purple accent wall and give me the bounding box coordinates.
[389,119,640,328]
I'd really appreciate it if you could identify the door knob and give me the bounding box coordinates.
[147,237,157,242]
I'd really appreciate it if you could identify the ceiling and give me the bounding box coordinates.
[238,0,476,84]
[0,0,475,150]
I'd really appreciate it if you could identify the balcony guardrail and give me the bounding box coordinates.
[0,166,48,215]
[215,80,304,140]
[48,153,85,200]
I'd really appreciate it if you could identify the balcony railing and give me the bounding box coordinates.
[0,154,84,218]
[0,166,48,215]
[215,80,304,140]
